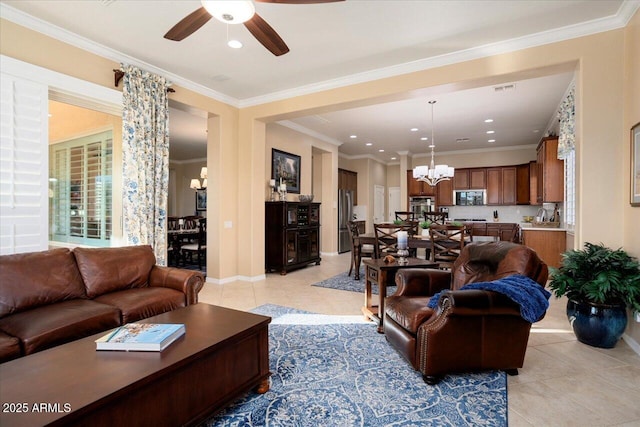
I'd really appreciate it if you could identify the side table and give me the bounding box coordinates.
[362,258,438,332]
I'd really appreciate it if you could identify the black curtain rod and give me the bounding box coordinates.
[113,69,175,93]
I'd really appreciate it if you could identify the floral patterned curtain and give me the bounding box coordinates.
[121,65,170,265]
[557,85,575,160]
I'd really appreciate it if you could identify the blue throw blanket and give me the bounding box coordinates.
[427,274,551,323]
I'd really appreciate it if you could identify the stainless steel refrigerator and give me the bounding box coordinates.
[338,189,354,253]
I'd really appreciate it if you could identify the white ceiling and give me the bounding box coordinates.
[2,0,636,162]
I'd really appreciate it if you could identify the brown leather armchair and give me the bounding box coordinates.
[384,241,549,384]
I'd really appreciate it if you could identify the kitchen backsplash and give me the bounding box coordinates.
[445,203,562,224]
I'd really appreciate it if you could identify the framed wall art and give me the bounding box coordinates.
[195,188,207,211]
[271,148,301,194]
[632,122,640,206]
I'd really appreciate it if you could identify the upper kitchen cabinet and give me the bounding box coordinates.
[407,170,436,197]
[338,168,358,204]
[453,168,486,190]
[436,178,454,206]
[516,163,531,205]
[535,137,564,204]
[486,167,516,205]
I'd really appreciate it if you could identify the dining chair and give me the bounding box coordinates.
[422,212,448,225]
[181,218,206,269]
[429,224,466,269]
[347,220,374,279]
[394,211,416,222]
[373,222,417,259]
[167,216,180,231]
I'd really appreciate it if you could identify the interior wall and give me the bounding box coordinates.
[623,10,640,349]
[168,160,206,217]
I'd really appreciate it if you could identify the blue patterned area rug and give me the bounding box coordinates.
[203,304,507,426]
[311,268,396,295]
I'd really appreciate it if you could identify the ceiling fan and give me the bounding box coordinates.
[164,0,344,56]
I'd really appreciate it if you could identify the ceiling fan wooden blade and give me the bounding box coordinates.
[164,7,212,41]
[255,0,344,3]
[244,13,290,56]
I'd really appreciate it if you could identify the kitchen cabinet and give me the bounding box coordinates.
[522,228,566,268]
[339,168,358,204]
[436,179,454,206]
[265,202,321,275]
[487,166,516,205]
[529,161,538,205]
[454,168,486,189]
[407,171,436,197]
[536,137,564,203]
[516,163,531,205]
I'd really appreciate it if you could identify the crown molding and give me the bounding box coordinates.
[0,3,239,107]
[2,1,637,109]
[412,144,538,159]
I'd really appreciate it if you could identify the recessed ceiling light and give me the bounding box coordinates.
[391,157,397,160]
[488,139,496,143]
[350,135,357,139]
[420,137,428,141]
[227,39,243,49]
[378,149,385,152]
[486,130,495,134]
[410,128,419,132]
[428,144,435,148]
[366,142,373,146]
[484,119,493,123]
[533,129,540,133]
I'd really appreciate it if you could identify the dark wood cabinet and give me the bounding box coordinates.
[487,166,516,205]
[454,169,469,189]
[339,168,358,204]
[486,168,502,205]
[407,171,436,197]
[454,168,486,190]
[265,202,321,275]
[516,163,531,205]
[536,137,564,203]
[436,179,454,206]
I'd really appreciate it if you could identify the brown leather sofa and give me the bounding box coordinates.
[384,241,549,384]
[0,245,204,363]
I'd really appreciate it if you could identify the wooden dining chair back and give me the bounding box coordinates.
[374,222,415,259]
[347,220,374,278]
[429,224,466,269]
[181,218,207,269]
[167,216,180,231]
[395,211,416,222]
[423,212,448,225]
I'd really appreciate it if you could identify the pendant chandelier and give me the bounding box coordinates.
[412,100,454,186]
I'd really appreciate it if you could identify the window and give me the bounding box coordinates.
[564,149,575,229]
[49,130,112,245]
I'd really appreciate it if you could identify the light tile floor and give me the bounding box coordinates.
[197,252,640,427]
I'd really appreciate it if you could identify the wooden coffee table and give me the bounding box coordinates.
[362,257,438,332]
[0,303,270,427]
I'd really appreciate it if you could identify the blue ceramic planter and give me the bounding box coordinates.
[566,299,627,349]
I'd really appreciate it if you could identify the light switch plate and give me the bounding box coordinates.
[224,221,232,229]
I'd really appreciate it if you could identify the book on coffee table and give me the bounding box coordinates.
[96,323,185,352]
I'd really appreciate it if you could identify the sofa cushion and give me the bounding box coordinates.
[73,245,156,299]
[0,248,87,318]
[94,287,186,324]
[0,330,22,363]
[0,299,121,355]
[385,296,434,334]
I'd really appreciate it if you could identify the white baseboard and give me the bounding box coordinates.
[205,274,266,284]
[622,333,640,356]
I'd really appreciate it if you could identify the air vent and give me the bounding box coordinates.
[99,0,116,6]
[312,115,331,124]
[456,138,470,143]
[494,83,516,92]
[211,74,231,82]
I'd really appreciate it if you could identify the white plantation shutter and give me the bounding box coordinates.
[0,73,49,255]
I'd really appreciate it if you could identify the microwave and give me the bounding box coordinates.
[454,190,487,206]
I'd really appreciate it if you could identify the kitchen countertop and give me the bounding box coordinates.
[520,224,567,231]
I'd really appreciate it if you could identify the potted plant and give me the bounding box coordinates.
[548,242,640,348]
[419,220,431,236]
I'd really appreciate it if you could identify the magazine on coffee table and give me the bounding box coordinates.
[96,323,185,352]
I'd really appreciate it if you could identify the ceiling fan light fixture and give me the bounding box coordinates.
[202,0,255,24]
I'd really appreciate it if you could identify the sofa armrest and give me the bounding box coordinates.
[394,269,452,297]
[149,266,204,305]
[436,289,521,317]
